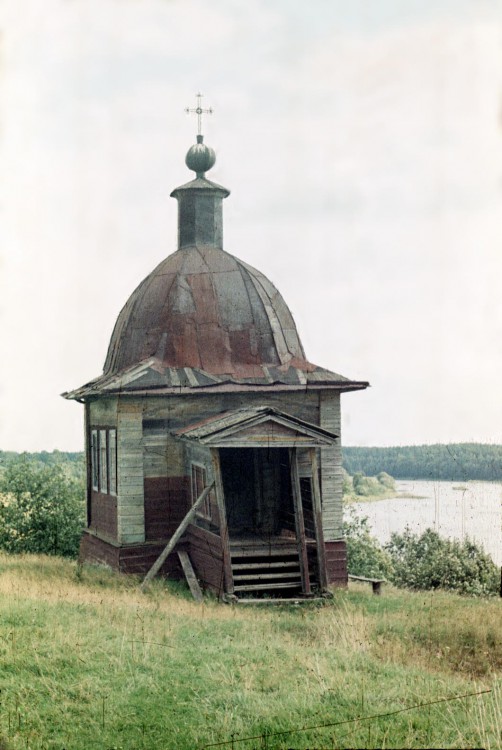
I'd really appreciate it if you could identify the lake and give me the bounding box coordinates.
[351,480,502,566]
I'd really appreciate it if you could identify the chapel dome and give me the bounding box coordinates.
[103,243,307,377]
[102,129,311,379]
[64,129,367,401]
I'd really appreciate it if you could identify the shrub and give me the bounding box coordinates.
[386,527,499,596]
[377,471,395,490]
[343,504,394,579]
[352,471,374,496]
[0,457,85,557]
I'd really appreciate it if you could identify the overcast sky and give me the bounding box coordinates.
[1,0,502,451]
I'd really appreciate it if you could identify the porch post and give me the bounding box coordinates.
[289,448,311,595]
[210,448,235,597]
[309,448,329,591]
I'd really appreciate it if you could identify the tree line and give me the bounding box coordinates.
[4,443,502,482]
[343,443,502,481]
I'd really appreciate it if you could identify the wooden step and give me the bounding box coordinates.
[230,548,298,557]
[232,561,299,570]
[233,581,303,592]
[233,572,301,582]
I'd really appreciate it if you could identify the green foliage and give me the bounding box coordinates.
[348,470,396,498]
[343,443,502,480]
[0,457,85,557]
[377,471,395,489]
[343,504,394,579]
[341,467,352,495]
[0,450,85,481]
[386,528,499,596]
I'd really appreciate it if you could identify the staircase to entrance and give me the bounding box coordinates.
[229,537,318,598]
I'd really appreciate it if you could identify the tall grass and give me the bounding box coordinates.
[0,554,500,749]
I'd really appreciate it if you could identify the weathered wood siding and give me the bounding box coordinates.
[79,530,120,569]
[87,390,339,550]
[89,398,118,426]
[117,401,145,543]
[325,540,347,585]
[79,530,184,577]
[187,524,225,595]
[319,391,343,541]
[141,391,320,428]
[144,476,190,541]
[89,493,117,539]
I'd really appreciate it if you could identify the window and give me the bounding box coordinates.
[90,428,117,496]
[191,463,211,520]
[99,430,108,493]
[108,429,117,495]
[91,431,99,491]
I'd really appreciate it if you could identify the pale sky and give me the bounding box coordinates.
[1,0,502,451]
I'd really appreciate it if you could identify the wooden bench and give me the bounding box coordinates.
[348,574,385,595]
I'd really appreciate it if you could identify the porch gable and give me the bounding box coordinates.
[174,406,338,448]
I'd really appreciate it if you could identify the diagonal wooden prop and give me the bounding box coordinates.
[140,480,215,591]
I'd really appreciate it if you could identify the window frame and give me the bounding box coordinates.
[191,462,211,521]
[99,429,108,494]
[108,428,117,496]
[90,427,117,496]
[91,430,99,492]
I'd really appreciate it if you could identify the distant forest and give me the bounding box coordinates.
[343,444,502,481]
[0,450,83,467]
[2,444,502,482]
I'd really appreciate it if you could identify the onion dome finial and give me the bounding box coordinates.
[185,135,216,178]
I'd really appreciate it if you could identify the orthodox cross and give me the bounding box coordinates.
[185,92,213,135]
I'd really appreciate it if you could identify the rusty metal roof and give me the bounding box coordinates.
[64,137,370,402]
[102,243,312,377]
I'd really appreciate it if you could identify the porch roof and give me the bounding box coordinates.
[174,406,338,448]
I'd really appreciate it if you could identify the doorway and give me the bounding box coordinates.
[219,447,294,539]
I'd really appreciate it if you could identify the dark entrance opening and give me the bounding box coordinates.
[219,447,295,539]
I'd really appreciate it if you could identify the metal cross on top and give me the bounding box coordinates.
[185,92,213,135]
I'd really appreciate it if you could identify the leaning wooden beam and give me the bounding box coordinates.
[309,447,328,591]
[140,481,215,591]
[210,448,234,597]
[178,550,203,602]
[289,448,311,595]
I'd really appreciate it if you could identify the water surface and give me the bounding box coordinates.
[352,480,502,565]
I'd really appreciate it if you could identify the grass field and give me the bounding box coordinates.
[0,553,500,749]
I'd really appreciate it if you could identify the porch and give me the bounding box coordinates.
[175,407,337,599]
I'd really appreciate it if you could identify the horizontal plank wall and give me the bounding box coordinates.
[187,524,225,595]
[144,476,190,541]
[89,398,118,426]
[79,531,185,578]
[325,541,347,586]
[89,493,117,539]
[319,390,342,541]
[117,399,145,544]
[141,391,320,428]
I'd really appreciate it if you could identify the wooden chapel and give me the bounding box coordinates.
[64,105,368,599]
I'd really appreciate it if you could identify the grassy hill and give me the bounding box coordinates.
[0,554,500,749]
